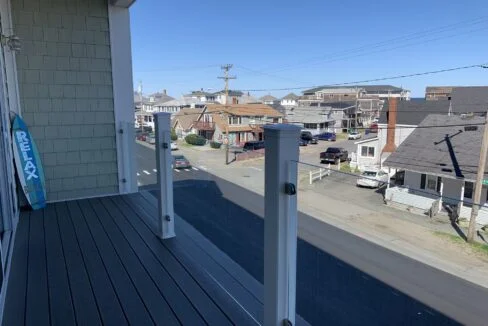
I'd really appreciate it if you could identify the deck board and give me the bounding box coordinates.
[55,202,102,326]
[2,211,30,326]
[114,195,235,326]
[2,192,305,326]
[77,199,154,326]
[88,198,180,325]
[65,201,127,326]
[44,205,76,326]
[101,196,208,325]
[25,209,50,326]
[122,193,262,325]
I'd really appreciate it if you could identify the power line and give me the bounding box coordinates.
[239,63,488,92]
[293,160,482,207]
[258,16,488,74]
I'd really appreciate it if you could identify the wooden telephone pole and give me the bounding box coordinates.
[467,110,488,243]
[218,64,236,165]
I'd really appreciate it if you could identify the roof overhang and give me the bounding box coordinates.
[110,0,136,8]
[354,137,378,145]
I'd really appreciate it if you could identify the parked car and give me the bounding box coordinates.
[316,132,336,141]
[171,142,178,150]
[146,133,156,144]
[172,155,191,169]
[300,131,317,144]
[299,139,308,146]
[136,132,149,141]
[369,123,378,133]
[320,147,348,164]
[356,169,389,188]
[243,141,265,151]
[348,131,362,140]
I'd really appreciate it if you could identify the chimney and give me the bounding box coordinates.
[163,89,167,95]
[382,98,397,153]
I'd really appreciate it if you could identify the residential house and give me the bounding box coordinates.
[286,106,335,135]
[171,108,203,138]
[281,93,299,106]
[185,89,216,102]
[148,89,174,104]
[353,87,488,172]
[425,86,454,100]
[324,101,358,132]
[194,104,283,144]
[239,93,261,104]
[301,85,410,104]
[152,97,206,115]
[260,94,278,105]
[214,89,244,105]
[352,99,448,171]
[383,114,488,225]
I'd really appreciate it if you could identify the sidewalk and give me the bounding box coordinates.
[142,140,488,288]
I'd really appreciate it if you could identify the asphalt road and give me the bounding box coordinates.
[136,143,488,325]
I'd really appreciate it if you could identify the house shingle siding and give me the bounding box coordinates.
[12,0,118,201]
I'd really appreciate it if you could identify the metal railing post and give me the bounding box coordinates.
[264,124,301,326]
[154,112,175,239]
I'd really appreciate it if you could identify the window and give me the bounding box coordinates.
[464,181,474,199]
[228,116,241,125]
[420,174,437,190]
[360,146,375,157]
[426,175,437,191]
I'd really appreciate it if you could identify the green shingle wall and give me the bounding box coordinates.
[12,0,118,201]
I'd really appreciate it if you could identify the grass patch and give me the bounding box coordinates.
[433,231,488,257]
[336,132,348,141]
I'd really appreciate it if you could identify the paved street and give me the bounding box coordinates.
[135,142,488,325]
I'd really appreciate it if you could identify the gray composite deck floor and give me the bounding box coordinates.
[2,192,309,325]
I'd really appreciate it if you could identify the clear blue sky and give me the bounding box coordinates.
[130,0,488,98]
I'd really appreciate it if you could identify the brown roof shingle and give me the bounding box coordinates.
[172,108,203,130]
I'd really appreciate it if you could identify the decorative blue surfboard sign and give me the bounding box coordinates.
[11,114,46,210]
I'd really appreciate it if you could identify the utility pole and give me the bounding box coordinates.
[218,64,236,165]
[467,110,488,243]
[138,80,143,133]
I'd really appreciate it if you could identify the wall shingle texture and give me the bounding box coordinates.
[12,0,118,201]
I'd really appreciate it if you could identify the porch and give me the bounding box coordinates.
[2,191,309,325]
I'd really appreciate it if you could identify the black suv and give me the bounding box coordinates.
[243,141,265,151]
[300,131,318,144]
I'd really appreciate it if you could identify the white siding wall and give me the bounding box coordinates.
[442,178,463,205]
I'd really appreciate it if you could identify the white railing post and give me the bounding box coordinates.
[309,170,312,185]
[264,124,301,326]
[154,113,175,239]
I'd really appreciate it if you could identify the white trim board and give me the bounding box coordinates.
[108,4,137,194]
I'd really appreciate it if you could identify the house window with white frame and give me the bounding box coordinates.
[360,146,375,157]
[228,116,241,125]
[426,175,437,191]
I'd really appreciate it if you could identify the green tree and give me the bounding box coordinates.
[170,128,178,141]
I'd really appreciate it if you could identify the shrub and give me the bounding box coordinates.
[210,141,222,149]
[170,128,178,141]
[185,134,206,146]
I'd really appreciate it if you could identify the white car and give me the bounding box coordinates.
[348,131,362,140]
[170,142,178,150]
[356,169,389,188]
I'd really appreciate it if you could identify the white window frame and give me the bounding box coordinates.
[426,175,437,191]
[360,145,375,157]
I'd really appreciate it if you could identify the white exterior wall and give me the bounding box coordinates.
[354,138,379,170]
[442,178,463,205]
[281,99,296,106]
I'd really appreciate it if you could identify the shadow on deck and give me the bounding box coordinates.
[2,192,308,326]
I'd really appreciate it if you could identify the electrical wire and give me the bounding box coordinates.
[293,160,484,207]
[239,63,487,92]
[257,16,488,73]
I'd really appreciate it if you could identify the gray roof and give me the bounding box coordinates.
[282,93,299,100]
[213,90,244,97]
[286,106,334,124]
[383,114,486,181]
[451,86,488,111]
[303,84,405,94]
[259,95,278,101]
[269,103,287,115]
[379,99,450,125]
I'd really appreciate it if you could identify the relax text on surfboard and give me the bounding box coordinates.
[15,131,38,180]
